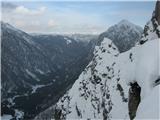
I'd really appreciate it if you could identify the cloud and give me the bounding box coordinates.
[14,6,46,15]
[48,19,56,27]
[1,1,107,34]
[2,1,151,34]
[1,2,17,12]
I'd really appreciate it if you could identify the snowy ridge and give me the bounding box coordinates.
[35,37,160,120]
[35,38,130,119]
[55,38,129,119]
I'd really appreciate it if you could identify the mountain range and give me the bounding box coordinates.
[1,18,145,119]
[1,22,94,119]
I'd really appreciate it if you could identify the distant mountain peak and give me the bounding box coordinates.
[118,19,131,25]
[2,21,15,29]
[1,22,36,45]
[98,19,143,52]
[117,19,142,30]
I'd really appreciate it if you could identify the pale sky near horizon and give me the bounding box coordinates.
[1,1,156,34]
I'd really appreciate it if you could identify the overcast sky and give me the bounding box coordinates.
[1,1,156,34]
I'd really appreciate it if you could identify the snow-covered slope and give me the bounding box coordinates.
[35,36,159,120]
[35,38,129,119]
[55,38,130,119]
[120,39,159,98]
[135,85,160,119]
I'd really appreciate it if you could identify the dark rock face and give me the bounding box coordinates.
[155,1,160,25]
[128,82,141,120]
[139,1,160,45]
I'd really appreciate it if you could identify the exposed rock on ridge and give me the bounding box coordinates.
[155,1,160,24]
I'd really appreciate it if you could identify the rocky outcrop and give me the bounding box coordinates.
[139,1,160,45]
[128,82,141,120]
[155,1,160,25]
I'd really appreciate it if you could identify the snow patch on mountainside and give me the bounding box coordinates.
[31,85,46,94]
[64,37,72,45]
[1,109,24,120]
[31,83,53,94]
[36,69,45,74]
[26,69,40,81]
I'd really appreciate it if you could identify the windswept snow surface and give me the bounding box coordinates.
[119,38,160,119]
[135,85,160,119]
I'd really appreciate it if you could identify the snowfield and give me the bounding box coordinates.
[135,85,160,119]
[120,39,160,119]
[120,39,159,98]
